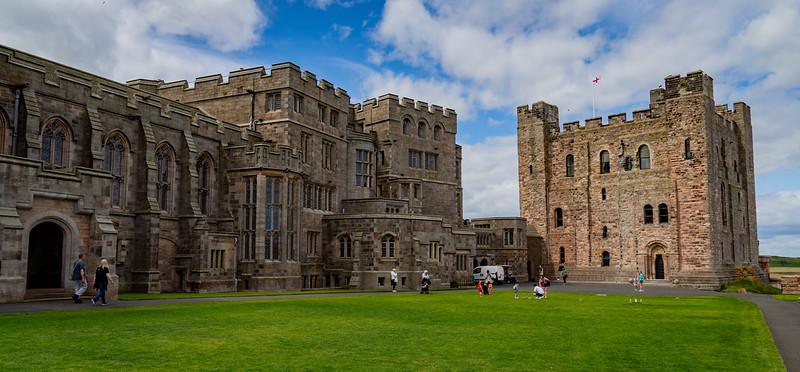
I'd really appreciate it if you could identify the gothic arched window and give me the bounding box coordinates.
[339,235,352,258]
[155,144,174,212]
[41,119,70,168]
[403,118,412,135]
[602,251,610,267]
[658,203,669,223]
[433,125,443,140]
[417,121,427,138]
[104,134,127,208]
[197,154,213,215]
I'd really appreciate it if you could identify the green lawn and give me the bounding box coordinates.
[773,294,800,302]
[0,292,783,371]
[118,288,385,300]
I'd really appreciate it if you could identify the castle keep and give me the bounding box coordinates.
[0,45,526,302]
[518,71,761,287]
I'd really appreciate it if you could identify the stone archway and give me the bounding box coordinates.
[26,222,64,288]
[646,243,668,280]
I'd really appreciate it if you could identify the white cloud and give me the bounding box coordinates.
[305,0,359,10]
[461,136,520,218]
[0,0,267,82]
[759,235,800,258]
[332,24,353,40]
[371,0,800,174]
[757,191,800,257]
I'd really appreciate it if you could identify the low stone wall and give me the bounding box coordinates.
[781,275,800,294]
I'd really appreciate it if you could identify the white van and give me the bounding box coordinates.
[473,266,505,284]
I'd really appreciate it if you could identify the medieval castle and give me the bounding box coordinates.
[518,71,763,287]
[0,43,761,302]
[0,45,529,302]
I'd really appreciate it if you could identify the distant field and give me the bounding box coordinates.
[769,267,800,281]
[0,292,783,371]
[769,256,800,267]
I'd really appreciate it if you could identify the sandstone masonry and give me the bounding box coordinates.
[517,71,762,288]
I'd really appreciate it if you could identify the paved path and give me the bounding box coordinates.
[2,283,797,371]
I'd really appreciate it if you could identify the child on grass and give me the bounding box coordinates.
[513,283,519,299]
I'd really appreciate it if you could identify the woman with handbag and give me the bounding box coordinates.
[92,258,113,306]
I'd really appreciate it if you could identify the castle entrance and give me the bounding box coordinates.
[646,243,668,280]
[655,254,665,279]
[26,222,64,289]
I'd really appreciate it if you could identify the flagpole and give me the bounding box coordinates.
[592,86,596,118]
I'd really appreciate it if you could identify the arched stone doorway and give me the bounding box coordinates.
[646,243,668,280]
[27,222,64,289]
[480,258,488,266]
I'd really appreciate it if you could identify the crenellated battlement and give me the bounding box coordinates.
[0,44,246,137]
[353,94,457,118]
[147,61,350,103]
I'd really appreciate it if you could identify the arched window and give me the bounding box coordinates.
[104,134,127,208]
[155,144,174,212]
[559,247,565,264]
[555,208,563,227]
[602,251,610,267]
[600,150,610,174]
[381,235,396,257]
[339,235,352,258]
[403,118,412,135]
[601,188,607,201]
[658,203,669,223]
[602,226,608,239]
[197,154,213,215]
[638,145,651,169]
[417,121,426,138]
[684,138,692,159]
[433,125,443,140]
[565,154,574,177]
[41,119,70,167]
[643,204,653,224]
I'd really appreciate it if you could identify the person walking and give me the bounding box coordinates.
[513,283,520,299]
[390,268,398,293]
[91,258,112,306]
[559,265,568,285]
[477,280,484,297]
[485,270,494,296]
[70,253,87,303]
[540,276,551,298]
[638,271,646,293]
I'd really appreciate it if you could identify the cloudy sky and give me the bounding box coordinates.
[1,0,798,257]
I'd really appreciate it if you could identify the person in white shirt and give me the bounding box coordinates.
[534,285,545,299]
[390,268,398,293]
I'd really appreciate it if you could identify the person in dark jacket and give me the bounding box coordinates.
[92,258,112,306]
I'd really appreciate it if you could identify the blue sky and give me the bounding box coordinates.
[1,0,798,257]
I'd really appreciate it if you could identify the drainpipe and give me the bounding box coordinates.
[247,89,255,131]
[11,88,21,155]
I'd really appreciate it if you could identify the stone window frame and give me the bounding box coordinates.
[266,92,282,112]
[196,152,215,216]
[658,203,669,224]
[402,117,413,135]
[503,228,514,246]
[565,154,575,177]
[337,233,353,258]
[322,139,334,170]
[433,123,444,141]
[602,226,608,239]
[103,130,130,209]
[380,233,397,258]
[318,103,327,123]
[155,142,176,214]
[601,188,607,201]
[643,204,654,224]
[355,149,373,187]
[638,144,651,170]
[601,251,611,267]
[559,247,565,264]
[555,208,564,227]
[241,176,257,260]
[417,119,428,138]
[599,150,610,174]
[264,177,282,260]
[330,110,339,127]
[40,116,72,169]
[306,230,320,257]
[293,94,304,114]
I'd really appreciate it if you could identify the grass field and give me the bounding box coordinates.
[118,288,384,301]
[769,267,800,281]
[770,256,800,267]
[0,292,783,371]
[773,294,800,302]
